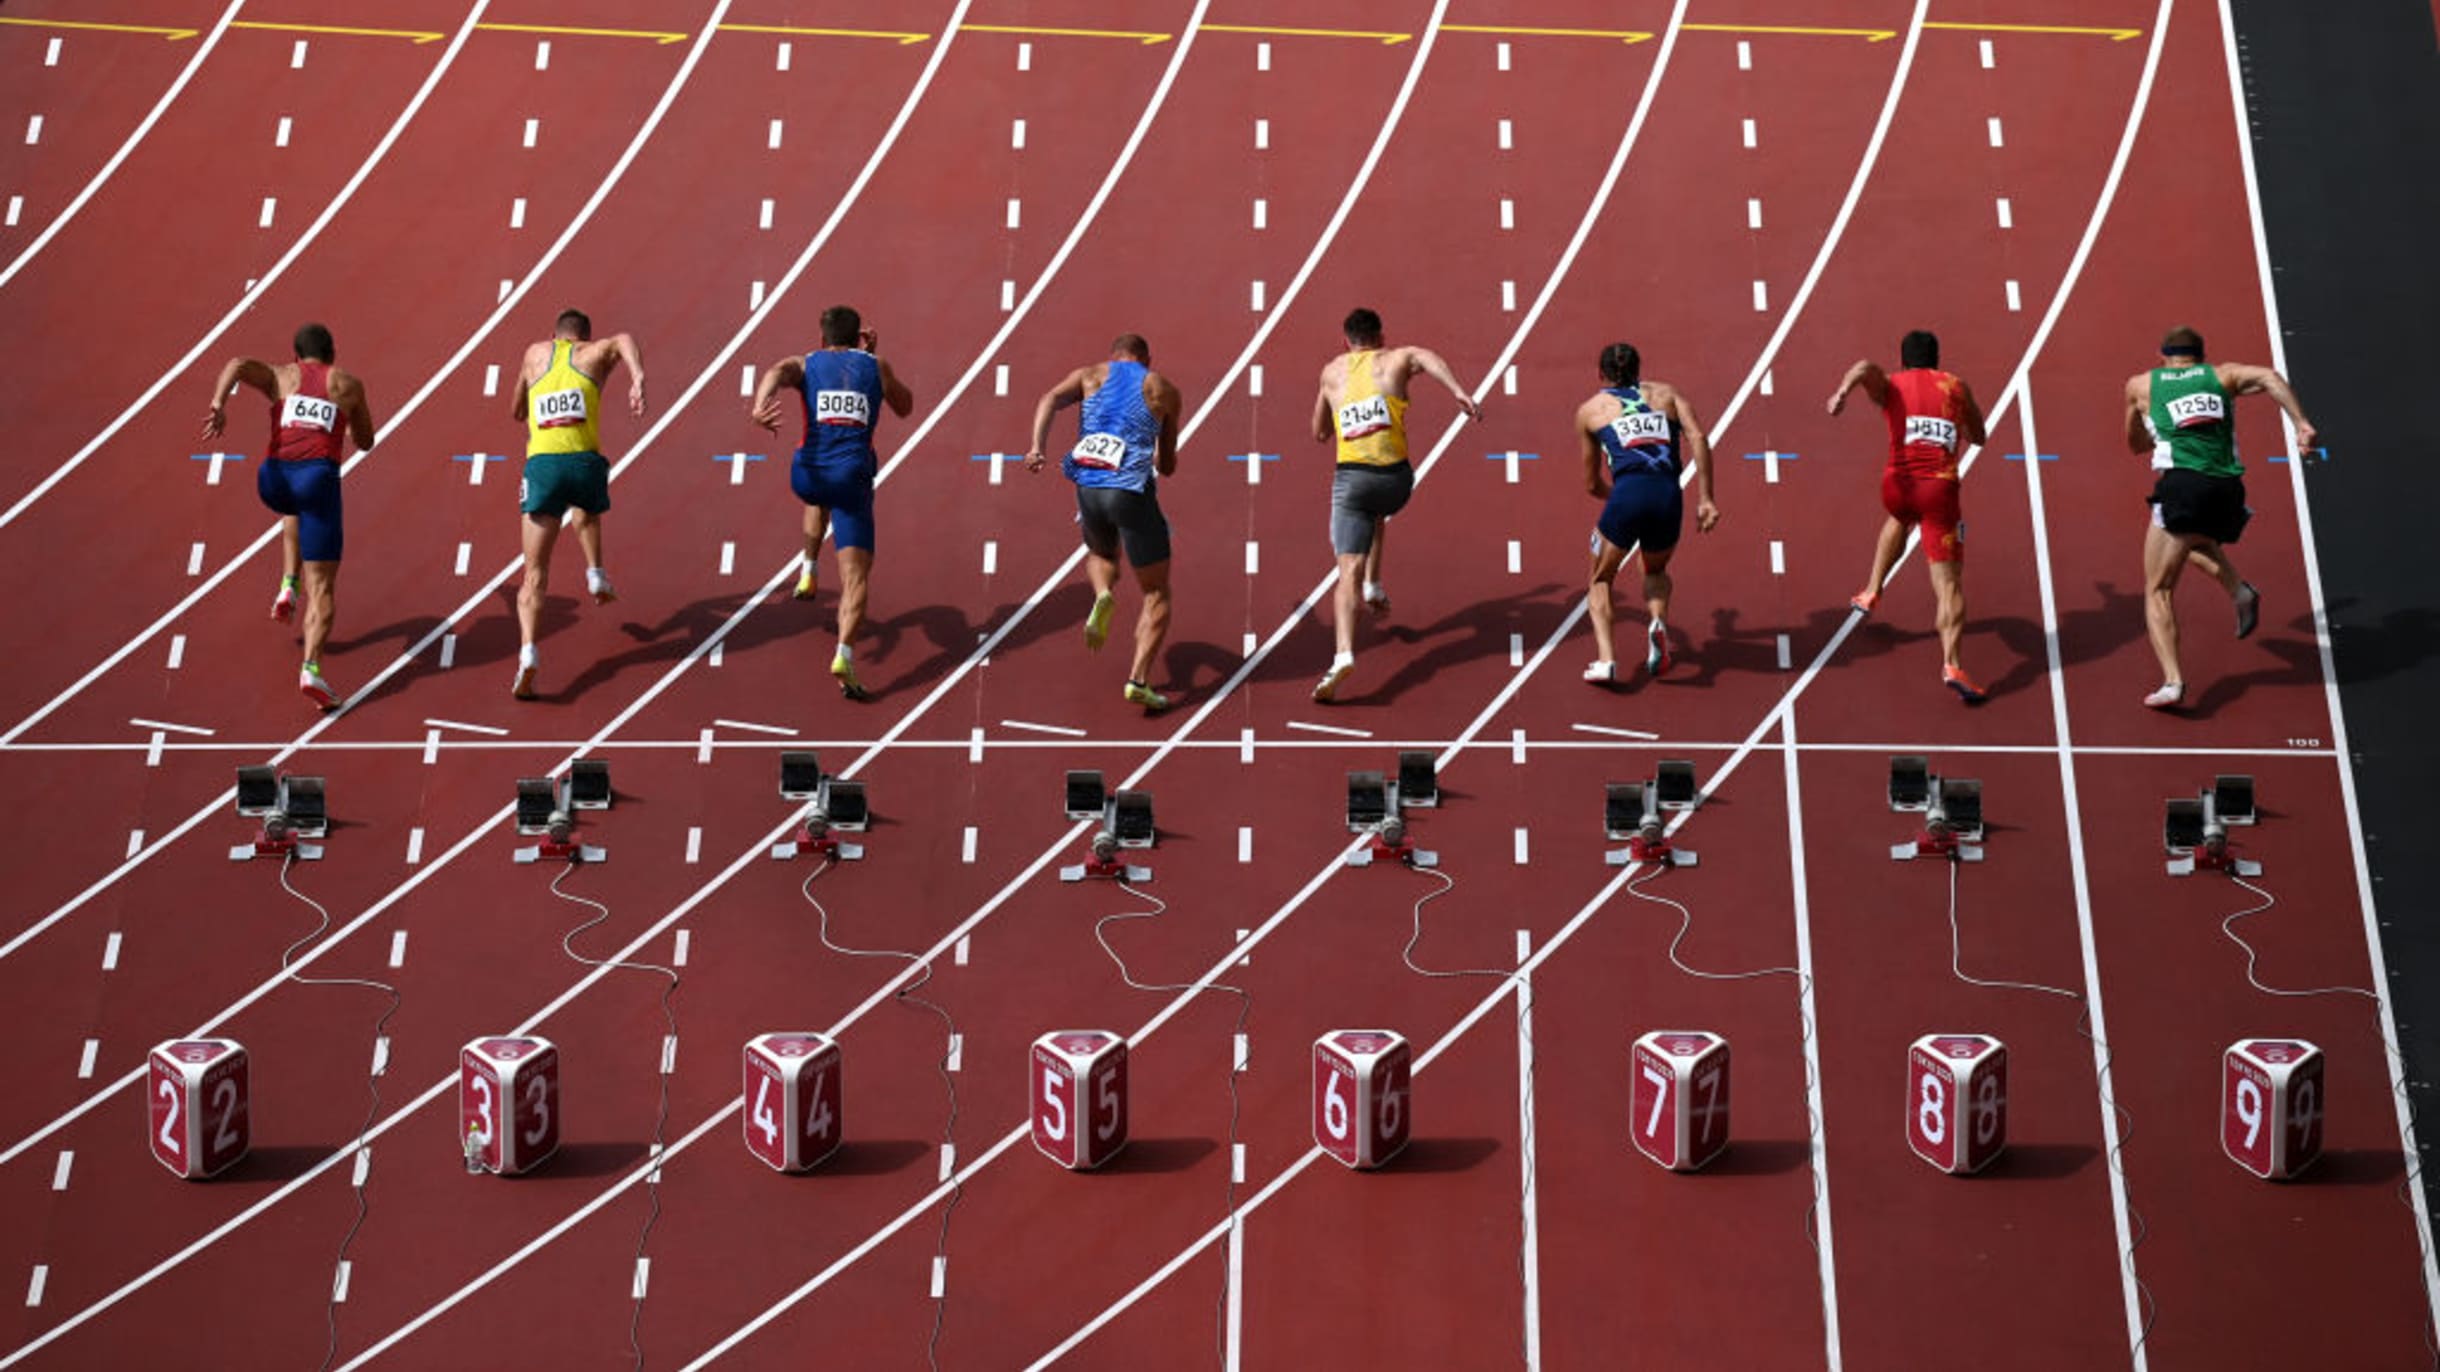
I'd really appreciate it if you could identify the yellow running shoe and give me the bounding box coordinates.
[831,650,870,702]
[1123,679,1170,712]
[794,567,819,601]
[1083,592,1115,652]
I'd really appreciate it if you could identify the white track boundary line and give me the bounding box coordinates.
[2215,0,2440,1332]
[1515,929,1542,1371]
[1781,706,1840,1368]
[0,737,2346,760]
[0,0,501,531]
[0,1,248,291]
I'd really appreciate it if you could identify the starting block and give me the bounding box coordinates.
[1313,1030,1412,1169]
[1906,1034,2008,1175]
[147,1038,250,1179]
[228,813,324,863]
[743,1033,842,1172]
[1630,1030,1731,1172]
[2223,1038,2324,1180]
[1060,830,1150,883]
[770,809,865,862]
[1343,817,1438,869]
[460,1036,561,1175]
[1032,1031,1128,1170]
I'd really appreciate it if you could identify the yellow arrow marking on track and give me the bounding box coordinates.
[1443,24,1654,43]
[964,23,1170,44]
[476,22,689,44]
[229,20,447,43]
[1202,23,1412,45]
[0,17,198,41]
[716,23,932,45]
[1924,20,2144,41]
[1683,22,1900,41]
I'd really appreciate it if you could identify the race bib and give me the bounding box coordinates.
[2165,391,2225,429]
[1337,395,1391,439]
[1608,409,1671,447]
[1903,415,1959,451]
[1071,432,1128,470]
[280,393,338,433]
[814,388,872,427]
[533,386,588,429]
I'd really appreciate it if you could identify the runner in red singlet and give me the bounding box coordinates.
[204,322,377,708]
[1826,329,1989,701]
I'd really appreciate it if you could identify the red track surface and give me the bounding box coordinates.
[0,1,2430,1367]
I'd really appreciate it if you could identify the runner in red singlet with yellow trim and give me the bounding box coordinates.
[1827,329,1990,702]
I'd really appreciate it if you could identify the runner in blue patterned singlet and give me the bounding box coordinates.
[1026,334,1184,711]
[753,304,914,701]
[1575,342,1717,684]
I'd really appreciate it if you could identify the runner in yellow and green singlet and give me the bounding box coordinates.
[508,308,646,700]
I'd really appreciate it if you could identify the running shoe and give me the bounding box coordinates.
[1312,656,1355,704]
[2234,581,2260,639]
[586,569,618,606]
[793,568,819,601]
[1364,585,1392,616]
[271,585,296,623]
[2142,681,2185,710]
[1849,588,1879,616]
[1645,623,1673,678]
[832,651,871,702]
[1084,592,1116,652]
[1123,680,1171,712]
[512,662,539,700]
[1583,660,1618,684]
[299,666,337,710]
[1942,664,1987,704]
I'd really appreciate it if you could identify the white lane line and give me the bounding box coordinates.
[496,278,512,302]
[1233,1034,1249,1072]
[962,828,977,863]
[483,365,500,396]
[523,118,538,148]
[946,1034,963,1073]
[1254,40,1268,70]
[26,1266,46,1308]
[660,1037,678,1076]
[353,1150,371,1187]
[739,365,755,397]
[1018,40,1032,70]
[1512,828,1529,865]
[776,41,791,71]
[371,1038,390,1077]
[2214,0,2440,1331]
[125,831,143,860]
[45,37,61,66]
[1779,709,1842,1365]
[997,720,1085,738]
[968,728,985,764]
[672,931,690,967]
[1253,118,1269,149]
[1741,117,1756,148]
[509,198,526,229]
[453,543,470,576]
[982,540,997,575]
[1240,728,1255,764]
[1249,280,1265,312]
[145,733,164,768]
[405,829,423,865]
[166,636,185,670]
[422,729,440,766]
[711,718,795,736]
[929,1257,946,1299]
[1006,198,1021,230]
[1499,198,1515,230]
[128,718,212,737]
[1284,721,1372,739]
[1997,196,2013,229]
[1252,199,1266,230]
[954,937,969,967]
[1751,279,1768,311]
[51,1152,71,1192]
[1512,729,1527,764]
[758,198,773,230]
[438,635,456,669]
[1569,723,1658,741]
[22,118,39,147]
[388,932,407,969]
[1010,118,1024,149]
[4,198,18,228]
[1517,928,1542,1369]
[2005,279,2022,312]
[1498,118,1513,149]
[1506,539,1521,574]
[1770,540,1785,575]
[719,542,736,576]
[938,1144,956,1181]
[1738,38,1752,69]
[291,39,307,69]
[1496,39,1510,70]
[1237,827,1252,863]
[1501,280,1516,311]
[769,118,784,150]
[1776,633,1793,670]
[1244,541,1259,575]
[1748,197,1763,230]
[275,117,292,148]
[684,828,701,865]
[101,934,121,971]
[1987,115,2004,147]
[186,543,204,576]
[76,1040,96,1079]
[1980,38,1995,68]
[1509,633,1523,668]
[999,279,1015,311]
[696,728,714,765]
[631,1258,649,1300]
[534,39,550,70]
[423,718,508,736]
[257,197,276,229]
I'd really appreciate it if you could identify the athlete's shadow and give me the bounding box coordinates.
[1362,583,1571,705]
[1162,639,1243,698]
[444,586,586,675]
[325,612,449,659]
[2186,608,2329,717]
[2050,579,2152,671]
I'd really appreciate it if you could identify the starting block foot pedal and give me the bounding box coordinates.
[1346,840,1437,870]
[229,840,324,862]
[515,841,606,865]
[1059,858,1152,883]
[771,833,864,862]
[1610,834,1695,868]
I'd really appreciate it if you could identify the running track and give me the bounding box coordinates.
[0,2,2428,1367]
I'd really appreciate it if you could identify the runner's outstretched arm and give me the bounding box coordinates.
[750,358,805,433]
[336,370,377,451]
[877,356,914,418]
[202,357,277,439]
[1153,375,1183,478]
[1025,367,1091,472]
[1670,388,1720,532]
[1825,359,1887,415]
[2123,376,2152,454]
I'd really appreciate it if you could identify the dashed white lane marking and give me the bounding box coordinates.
[930,1257,948,1299]
[1770,539,1785,575]
[1752,280,1768,311]
[1250,280,1266,312]
[694,728,713,763]
[632,1258,650,1301]
[1742,118,1757,149]
[1980,38,1995,68]
[710,641,724,668]
[23,117,40,147]
[776,41,792,72]
[954,936,970,966]
[1233,1143,1246,1182]
[1509,632,1524,667]
[1497,118,1513,150]
[769,119,784,150]
[166,635,186,670]
[389,931,407,968]
[2005,279,2023,312]
[45,37,62,66]
[998,719,1084,738]
[145,733,164,768]
[685,827,701,864]
[291,39,308,69]
[719,541,736,576]
[982,540,998,575]
[1761,449,1783,482]
[1255,40,1270,71]
[101,934,121,971]
[406,828,424,864]
[4,198,19,228]
[739,364,755,396]
[125,830,143,859]
[510,198,526,229]
[1498,198,1515,230]
[1996,196,2013,229]
[371,1037,390,1076]
[1252,199,1267,230]
[672,930,690,967]
[28,1265,48,1308]
[453,543,471,576]
[1017,40,1032,71]
[1496,40,1511,71]
[1501,280,1516,312]
[1504,448,1522,482]
[1005,198,1021,230]
[422,728,441,765]
[1747,198,1763,230]
[76,1040,97,1079]
[946,1034,963,1072]
[483,364,500,396]
[352,1150,371,1187]
[1240,727,1255,763]
[660,1036,678,1075]
[258,198,275,229]
[1512,728,1528,764]
[1776,633,1793,670]
[968,727,985,764]
[523,118,538,149]
[1250,364,1264,396]
[999,279,1015,311]
[496,279,512,302]
[1238,827,1252,863]
[51,1152,71,1192]
[1241,632,1257,658]
[1010,118,1024,150]
[1737,39,1752,69]
[275,117,292,148]
[1506,539,1521,574]
[438,634,457,669]
[961,827,977,863]
[750,281,766,310]
[1503,365,1518,397]
[758,198,774,230]
[1243,541,1258,575]
[1234,1034,1249,1071]
[994,364,1009,397]
[1234,928,1252,967]
[1514,827,1530,865]
[1254,118,1269,150]
[1987,116,2004,148]
[534,39,551,71]
[938,1144,956,1180]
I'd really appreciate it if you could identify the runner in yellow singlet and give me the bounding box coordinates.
[507,307,645,700]
[1307,307,1480,702]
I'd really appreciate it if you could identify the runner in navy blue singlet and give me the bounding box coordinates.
[1574,342,1717,684]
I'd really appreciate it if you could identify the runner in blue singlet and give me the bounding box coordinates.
[1575,342,1717,684]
